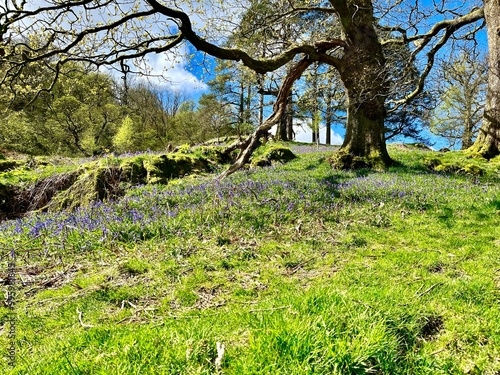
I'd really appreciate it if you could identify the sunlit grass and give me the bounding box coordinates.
[0,145,499,374]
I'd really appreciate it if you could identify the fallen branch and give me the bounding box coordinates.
[76,308,94,328]
[215,342,225,370]
[416,283,442,298]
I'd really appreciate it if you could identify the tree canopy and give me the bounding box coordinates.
[1,0,497,173]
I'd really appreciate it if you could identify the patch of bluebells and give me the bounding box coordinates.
[289,144,338,155]
[329,172,499,209]
[0,155,497,258]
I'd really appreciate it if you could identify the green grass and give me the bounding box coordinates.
[0,144,499,374]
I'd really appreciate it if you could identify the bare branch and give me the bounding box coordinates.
[385,6,485,111]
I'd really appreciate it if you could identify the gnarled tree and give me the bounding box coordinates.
[469,0,500,158]
[0,0,488,174]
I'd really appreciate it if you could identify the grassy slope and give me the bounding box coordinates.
[0,145,499,374]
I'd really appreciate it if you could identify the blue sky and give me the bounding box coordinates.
[173,2,488,149]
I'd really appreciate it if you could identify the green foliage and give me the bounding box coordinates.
[0,63,124,156]
[113,116,136,153]
[1,146,499,374]
[430,51,487,149]
[120,258,150,276]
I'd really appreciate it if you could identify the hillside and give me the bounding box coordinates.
[0,144,499,374]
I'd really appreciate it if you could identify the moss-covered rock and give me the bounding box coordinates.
[460,164,485,176]
[193,146,237,165]
[251,146,297,167]
[434,163,461,174]
[120,156,147,184]
[0,159,22,172]
[1,150,216,215]
[423,157,443,169]
[329,149,388,171]
[50,165,123,211]
[143,154,211,184]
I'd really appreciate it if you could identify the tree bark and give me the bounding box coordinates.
[286,96,294,140]
[461,117,474,149]
[325,89,333,145]
[469,0,500,158]
[218,58,313,179]
[330,0,392,169]
[276,112,288,141]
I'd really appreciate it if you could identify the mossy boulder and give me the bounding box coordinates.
[143,154,211,184]
[50,165,123,211]
[434,163,461,174]
[251,146,297,167]
[40,152,214,211]
[423,157,442,169]
[0,159,22,172]
[1,150,216,215]
[193,146,238,164]
[120,156,147,184]
[460,164,485,176]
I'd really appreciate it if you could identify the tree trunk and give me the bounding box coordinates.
[330,0,392,169]
[461,117,474,149]
[469,0,500,158]
[312,128,320,144]
[238,82,245,126]
[325,90,333,145]
[276,92,293,141]
[286,95,294,140]
[276,113,288,141]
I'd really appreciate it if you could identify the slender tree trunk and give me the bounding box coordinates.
[461,118,474,149]
[286,93,294,140]
[259,89,264,126]
[312,127,320,144]
[325,89,333,145]
[246,85,251,124]
[469,0,500,158]
[238,82,245,126]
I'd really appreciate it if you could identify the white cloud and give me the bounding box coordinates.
[294,124,343,145]
[142,50,208,93]
[271,120,344,145]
